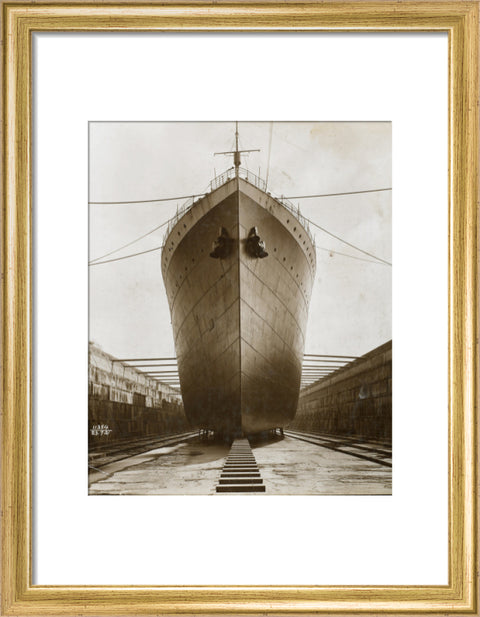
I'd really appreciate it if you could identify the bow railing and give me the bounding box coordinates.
[163,167,315,246]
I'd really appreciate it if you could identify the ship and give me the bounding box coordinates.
[161,125,316,437]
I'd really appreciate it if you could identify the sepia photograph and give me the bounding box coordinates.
[88,121,392,495]
[3,2,476,611]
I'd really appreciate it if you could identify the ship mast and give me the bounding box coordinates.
[215,121,260,178]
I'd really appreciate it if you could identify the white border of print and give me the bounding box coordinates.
[33,32,448,585]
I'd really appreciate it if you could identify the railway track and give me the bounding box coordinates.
[88,430,198,470]
[284,429,392,467]
[88,429,391,495]
[89,428,391,474]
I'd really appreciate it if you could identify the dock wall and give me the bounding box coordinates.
[289,341,392,440]
[89,343,189,446]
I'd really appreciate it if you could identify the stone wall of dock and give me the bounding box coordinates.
[289,341,392,440]
[88,343,189,446]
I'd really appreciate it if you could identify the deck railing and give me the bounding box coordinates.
[163,167,315,246]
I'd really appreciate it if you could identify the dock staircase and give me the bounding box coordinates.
[215,439,265,493]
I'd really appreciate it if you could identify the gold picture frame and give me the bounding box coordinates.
[2,2,477,614]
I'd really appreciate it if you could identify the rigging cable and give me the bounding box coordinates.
[286,187,391,199]
[89,245,164,266]
[89,186,391,267]
[88,186,391,206]
[89,214,176,263]
[89,241,387,268]
[89,193,205,205]
[89,211,391,267]
[265,121,273,188]
[315,245,389,266]
[305,215,392,266]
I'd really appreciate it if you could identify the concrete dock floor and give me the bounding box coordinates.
[88,435,391,496]
[251,436,391,495]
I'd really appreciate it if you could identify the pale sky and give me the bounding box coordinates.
[89,121,391,360]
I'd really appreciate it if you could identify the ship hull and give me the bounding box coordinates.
[162,177,316,435]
